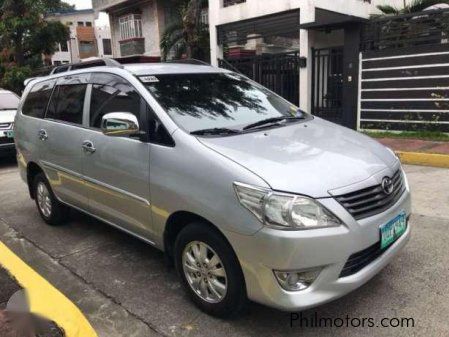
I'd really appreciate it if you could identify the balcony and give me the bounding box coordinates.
[92,0,129,12]
[223,0,246,8]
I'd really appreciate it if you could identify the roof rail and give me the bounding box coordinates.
[50,58,123,75]
[166,59,211,66]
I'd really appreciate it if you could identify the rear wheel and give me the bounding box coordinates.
[33,173,68,226]
[174,222,247,318]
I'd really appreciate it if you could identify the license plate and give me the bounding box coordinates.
[5,130,14,138]
[380,212,407,250]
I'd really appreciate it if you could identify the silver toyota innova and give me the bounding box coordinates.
[15,60,411,318]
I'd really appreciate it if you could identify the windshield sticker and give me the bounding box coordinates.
[140,76,160,83]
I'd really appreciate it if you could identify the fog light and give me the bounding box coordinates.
[274,268,321,291]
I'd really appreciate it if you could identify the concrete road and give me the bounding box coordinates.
[0,157,448,337]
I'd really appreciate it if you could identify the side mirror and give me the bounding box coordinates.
[101,112,140,137]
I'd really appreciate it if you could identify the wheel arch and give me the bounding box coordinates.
[26,162,44,199]
[163,211,236,262]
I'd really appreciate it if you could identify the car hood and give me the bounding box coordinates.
[0,110,16,124]
[198,118,398,198]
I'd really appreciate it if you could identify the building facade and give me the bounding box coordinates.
[209,0,406,128]
[45,9,113,65]
[92,0,172,58]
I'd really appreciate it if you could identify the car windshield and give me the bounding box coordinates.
[143,73,309,133]
[0,92,20,111]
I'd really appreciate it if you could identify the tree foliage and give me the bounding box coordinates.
[0,0,71,93]
[160,0,210,61]
[376,0,449,16]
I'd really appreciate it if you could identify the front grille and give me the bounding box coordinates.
[335,170,405,220]
[340,241,384,277]
[0,123,11,130]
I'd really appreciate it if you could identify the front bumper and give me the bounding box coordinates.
[226,187,412,311]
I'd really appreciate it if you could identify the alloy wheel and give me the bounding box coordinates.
[36,182,52,218]
[182,241,228,303]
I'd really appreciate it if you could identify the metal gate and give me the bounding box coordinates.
[311,47,344,124]
[219,52,300,105]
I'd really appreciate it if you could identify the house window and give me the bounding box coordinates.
[77,21,84,26]
[103,38,112,55]
[223,0,246,7]
[119,14,143,40]
[79,41,95,54]
[60,41,68,52]
[86,21,92,27]
[201,9,208,25]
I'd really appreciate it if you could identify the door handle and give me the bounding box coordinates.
[38,129,48,141]
[82,140,96,154]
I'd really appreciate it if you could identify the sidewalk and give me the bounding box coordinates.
[0,268,20,310]
[376,138,449,168]
[377,138,449,155]
[0,267,64,336]
[0,240,97,337]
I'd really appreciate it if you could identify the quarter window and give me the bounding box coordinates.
[46,84,87,125]
[89,76,141,129]
[22,80,56,118]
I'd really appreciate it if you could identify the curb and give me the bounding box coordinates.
[396,151,449,169]
[0,242,97,337]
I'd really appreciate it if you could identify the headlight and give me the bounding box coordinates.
[234,182,341,230]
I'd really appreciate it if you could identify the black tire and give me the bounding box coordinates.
[174,222,248,318]
[33,173,68,226]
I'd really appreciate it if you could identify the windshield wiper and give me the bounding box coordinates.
[243,115,305,131]
[190,127,241,136]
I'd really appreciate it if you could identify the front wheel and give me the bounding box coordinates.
[174,222,248,318]
[33,173,68,226]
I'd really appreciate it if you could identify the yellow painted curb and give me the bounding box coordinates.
[397,151,449,168]
[0,242,97,337]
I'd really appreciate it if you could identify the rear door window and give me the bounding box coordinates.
[22,80,56,118]
[46,76,88,125]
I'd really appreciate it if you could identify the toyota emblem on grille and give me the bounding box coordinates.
[381,177,394,195]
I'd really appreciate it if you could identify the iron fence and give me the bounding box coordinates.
[362,8,449,51]
[219,52,300,105]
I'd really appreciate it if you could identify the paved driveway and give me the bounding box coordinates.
[0,158,448,337]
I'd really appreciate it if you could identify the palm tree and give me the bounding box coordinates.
[160,0,210,61]
[376,0,449,16]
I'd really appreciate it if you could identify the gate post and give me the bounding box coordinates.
[342,24,363,130]
[357,52,362,131]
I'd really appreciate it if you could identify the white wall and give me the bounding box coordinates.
[96,26,113,58]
